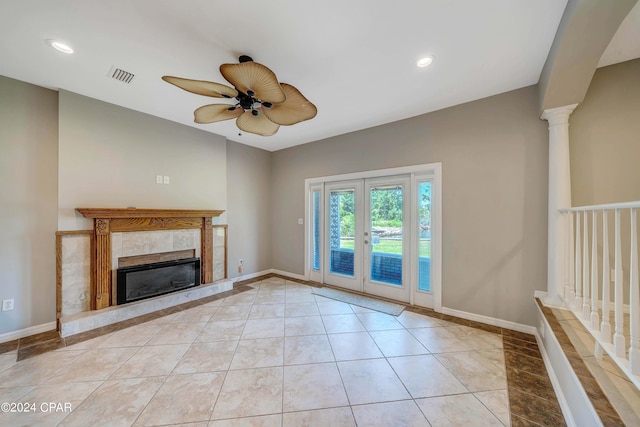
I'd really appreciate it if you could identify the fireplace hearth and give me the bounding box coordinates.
[117,257,201,305]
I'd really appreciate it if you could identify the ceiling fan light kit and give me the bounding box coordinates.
[162,56,317,136]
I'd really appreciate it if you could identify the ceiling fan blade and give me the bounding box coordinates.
[220,62,286,103]
[194,104,243,124]
[162,76,238,98]
[262,83,317,126]
[236,108,280,136]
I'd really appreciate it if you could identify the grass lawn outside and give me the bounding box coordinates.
[340,238,431,257]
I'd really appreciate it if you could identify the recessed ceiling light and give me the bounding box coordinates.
[416,56,434,68]
[46,39,74,54]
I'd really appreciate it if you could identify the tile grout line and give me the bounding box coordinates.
[3,274,560,425]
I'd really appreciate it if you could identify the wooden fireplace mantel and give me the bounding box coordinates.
[76,208,225,219]
[77,208,225,310]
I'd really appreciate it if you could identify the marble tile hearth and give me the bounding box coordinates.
[60,279,233,337]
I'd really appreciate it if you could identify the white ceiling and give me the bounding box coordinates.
[0,0,635,152]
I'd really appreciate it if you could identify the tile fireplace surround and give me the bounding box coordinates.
[56,208,226,331]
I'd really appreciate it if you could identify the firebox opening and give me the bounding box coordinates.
[116,257,201,305]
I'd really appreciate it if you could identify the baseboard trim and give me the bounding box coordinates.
[232,269,274,283]
[0,321,57,344]
[268,269,306,281]
[440,307,536,334]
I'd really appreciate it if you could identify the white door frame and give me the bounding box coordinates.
[308,183,323,284]
[411,173,441,309]
[304,163,442,311]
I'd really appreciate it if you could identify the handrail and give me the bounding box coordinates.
[560,200,640,212]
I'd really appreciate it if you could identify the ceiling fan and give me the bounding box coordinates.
[162,55,317,137]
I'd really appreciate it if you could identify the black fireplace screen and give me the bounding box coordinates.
[117,258,201,304]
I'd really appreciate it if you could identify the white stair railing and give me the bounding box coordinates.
[561,202,640,389]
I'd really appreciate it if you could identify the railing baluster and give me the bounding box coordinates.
[614,208,626,357]
[591,210,599,330]
[564,202,640,386]
[575,212,582,309]
[630,207,639,375]
[583,210,591,320]
[564,212,570,301]
[569,212,575,307]
[600,210,611,345]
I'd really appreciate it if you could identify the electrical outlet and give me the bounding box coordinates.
[163,176,170,184]
[156,175,163,184]
[2,299,14,311]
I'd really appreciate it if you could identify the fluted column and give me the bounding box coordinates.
[541,104,578,306]
[94,218,112,309]
[201,217,213,284]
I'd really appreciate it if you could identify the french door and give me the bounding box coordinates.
[363,176,411,302]
[324,180,363,291]
[306,164,441,309]
[323,176,411,302]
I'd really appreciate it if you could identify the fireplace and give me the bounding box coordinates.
[73,208,224,310]
[117,257,201,304]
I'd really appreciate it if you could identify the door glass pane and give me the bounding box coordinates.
[329,190,355,276]
[370,185,403,286]
[418,182,431,292]
[312,190,320,271]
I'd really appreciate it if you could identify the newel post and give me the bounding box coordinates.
[541,104,578,306]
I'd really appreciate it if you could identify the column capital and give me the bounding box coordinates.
[540,103,579,126]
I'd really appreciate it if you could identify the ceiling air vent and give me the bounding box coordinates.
[109,66,135,84]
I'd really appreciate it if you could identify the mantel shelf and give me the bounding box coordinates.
[76,208,224,219]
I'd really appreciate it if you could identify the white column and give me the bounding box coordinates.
[541,104,578,306]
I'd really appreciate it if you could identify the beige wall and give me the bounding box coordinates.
[58,91,228,231]
[0,76,59,335]
[226,141,273,277]
[538,0,637,113]
[271,86,549,326]
[570,59,640,301]
[570,58,640,205]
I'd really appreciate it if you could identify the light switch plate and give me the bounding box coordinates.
[163,176,170,184]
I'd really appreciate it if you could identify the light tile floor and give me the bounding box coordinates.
[0,277,510,426]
